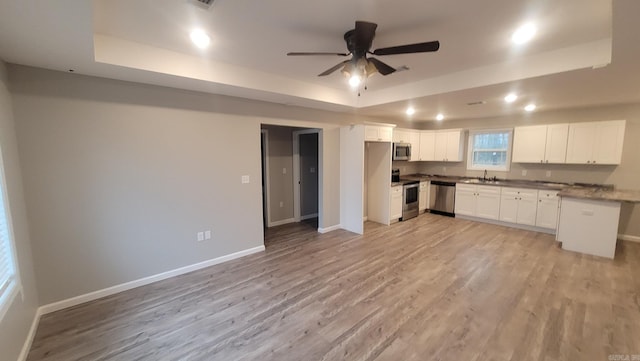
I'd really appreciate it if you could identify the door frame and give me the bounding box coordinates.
[292,129,320,222]
[261,129,271,227]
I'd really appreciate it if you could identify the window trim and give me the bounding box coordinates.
[0,146,21,322]
[466,128,514,172]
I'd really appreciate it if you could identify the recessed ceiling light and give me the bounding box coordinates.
[436,113,444,121]
[348,74,361,87]
[504,93,518,103]
[190,29,211,49]
[406,107,415,116]
[524,104,536,112]
[511,23,537,45]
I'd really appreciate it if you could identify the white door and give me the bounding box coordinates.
[593,120,625,165]
[512,125,547,163]
[544,124,569,163]
[566,122,596,164]
[419,132,436,161]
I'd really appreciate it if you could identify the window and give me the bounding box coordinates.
[0,149,19,320]
[467,129,513,171]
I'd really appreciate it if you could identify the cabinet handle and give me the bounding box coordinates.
[593,160,596,164]
[586,160,591,164]
[545,160,549,163]
[540,160,543,163]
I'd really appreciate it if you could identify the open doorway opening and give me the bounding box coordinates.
[260,125,321,233]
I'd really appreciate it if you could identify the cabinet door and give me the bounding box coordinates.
[455,185,476,216]
[566,122,596,164]
[419,131,436,161]
[516,189,538,226]
[408,131,421,161]
[475,186,501,220]
[364,126,380,141]
[393,129,408,143]
[419,182,428,211]
[434,132,448,161]
[445,130,463,161]
[512,125,547,163]
[378,127,393,142]
[390,187,403,220]
[593,120,625,165]
[536,194,559,229]
[499,189,519,223]
[544,124,569,163]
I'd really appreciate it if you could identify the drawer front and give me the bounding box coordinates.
[456,183,476,192]
[476,185,501,195]
[538,190,559,199]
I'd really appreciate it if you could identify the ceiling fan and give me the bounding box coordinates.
[287,21,440,83]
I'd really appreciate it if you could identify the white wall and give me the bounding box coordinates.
[0,62,38,361]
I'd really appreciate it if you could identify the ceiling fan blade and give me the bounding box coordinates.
[318,60,350,76]
[354,21,377,50]
[368,57,396,76]
[372,41,440,56]
[287,52,350,56]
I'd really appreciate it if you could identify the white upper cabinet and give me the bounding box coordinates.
[566,120,625,165]
[392,129,409,143]
[512,124,568,163]
[365,125,393,142]
[419,131,436,161]
[393,128,421,161]
[434,130,464,162]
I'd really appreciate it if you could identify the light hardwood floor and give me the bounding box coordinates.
[27,214,640,361]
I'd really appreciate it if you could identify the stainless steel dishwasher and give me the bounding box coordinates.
[429,181,456,217]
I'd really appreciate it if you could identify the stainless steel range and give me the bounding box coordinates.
[401,181,420,221]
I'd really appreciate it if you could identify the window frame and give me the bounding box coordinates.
[466,128,514,172]
[0,146,21,322]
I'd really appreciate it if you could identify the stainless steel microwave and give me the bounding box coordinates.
[393,142,411,161]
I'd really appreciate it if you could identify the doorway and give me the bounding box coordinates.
[293,130,319,227]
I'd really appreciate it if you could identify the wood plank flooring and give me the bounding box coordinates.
[26,214,640,361]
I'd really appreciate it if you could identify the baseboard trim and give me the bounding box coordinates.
[268,218,295,227]
[618,234,640,243]
[18,307,42,361]
[318,224,341,234]
[39,245,265,315]
[300,213,318,221]
[362,216,368,222]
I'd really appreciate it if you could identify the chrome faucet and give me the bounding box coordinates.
[483,169,488,181]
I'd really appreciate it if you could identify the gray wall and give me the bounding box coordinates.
[0,62,38,361]
[417,103,640,236]
[6,65,344,306]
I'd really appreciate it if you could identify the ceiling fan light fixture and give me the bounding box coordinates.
[511,23,537,45]
[349,74,362,87]
[190,29,211,49]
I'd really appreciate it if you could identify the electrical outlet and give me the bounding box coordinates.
[522,170,527,176]
[205,230,211,240]
[546,171,551,177]
[241,175,250,184]
[443,166,447,173]
[310,167,315,173]
[197,232,204,242]
[282,168,287,174]
[279,201,284,208]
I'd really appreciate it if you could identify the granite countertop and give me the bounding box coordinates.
[401,174,572,191]
[557,187,640,203]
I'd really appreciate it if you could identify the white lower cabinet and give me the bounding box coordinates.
[390,186,403,220]
[536,190,560,229]
[418,181,429,212]
[499,188,538,226]
[455,184,501,220]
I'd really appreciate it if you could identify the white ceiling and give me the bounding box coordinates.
[0,0,638,122]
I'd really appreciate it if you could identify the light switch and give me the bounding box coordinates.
[205,230,211,240]
[522,170,527,176]
[241,175,250,184]
[546,171,551,177]
[197,232,204,241]
[310,167,315,173]
[282,168,287,174]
